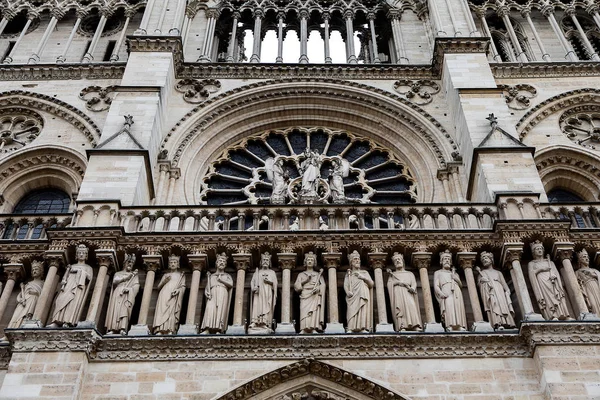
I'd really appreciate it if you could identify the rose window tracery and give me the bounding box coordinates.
[560,109,600,149]
[0,109,43,153]
[200,128,417,205]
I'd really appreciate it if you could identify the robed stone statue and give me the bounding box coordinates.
[575,249,600,315]
[48,244,93,327]
[476,251,515,329]
[249,252,278,334]
[299,148,322,198]
[344,250,374,333]
[201,252,233,334]
[153,255,186,334]
[527,241,572,320]
[386,252,422,331]
[105,254,140,335]
[8,260,44,329]
[294,252,326,333]
[433,250,467,331]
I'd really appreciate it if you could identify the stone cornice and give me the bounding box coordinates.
[0,64,126,81]
[5,328,101,356]
[520,322,600,350]
[126,36,184,68]
[492,62,600,79]
[431,37,490,76]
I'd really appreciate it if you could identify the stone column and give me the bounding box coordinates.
[344,10,357,64]
[135,0,156,34]
[543,8,578,61]
[57,11,85,63]
[522,10,551,61]
[458,252,493,332]
[553,243,598,320]
[299,9,309,64]
[412,252,444,332]
[82,11,109,63]
[3,14,35,64]
[502,244,544,321]
[226,12,240,62]
[388,11,408,64]
[198,9,219,62]
[79,250,115,328]
[275,253,297,334]
[449,166,464,202]
[0,262,24,326]
[498,7,529,62]
[169,0,187,35]
[177,254,207,334]
[129,255,162,335]
[0,17,9,36]
[110,11,133,61]
[323,252,344,333]
[369,252,394,332]
[26,252,63,327]
[28,9,62,64]
[367,13,381,64]
[227,253,251,334]
[477,11,502,62]
[249,10,264,63]
[165,169,180,204]
[568,10,600,60]
[276,12,285,63]
[323,12,332,64]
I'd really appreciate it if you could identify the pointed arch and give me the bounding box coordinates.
[215,359,410,400]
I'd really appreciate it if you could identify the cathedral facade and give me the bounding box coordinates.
[0,0,598,398]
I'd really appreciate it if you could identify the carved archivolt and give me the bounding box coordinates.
[0,90,101,146]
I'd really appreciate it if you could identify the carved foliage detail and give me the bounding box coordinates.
[175,79,221,104]
[498,84,537,110]
[393,79,440,105]
[79,86,117,112]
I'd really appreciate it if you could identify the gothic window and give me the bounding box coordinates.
[200,128,417,205]
[487,15,534,62]
[560,109,600,149]
[0,110,43,153]
[548,188,584,203]
[561,14,600,60]
[13,189,70,214]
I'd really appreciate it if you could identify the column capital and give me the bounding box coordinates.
[564,6,576,16]
[232,253,252,271]
[386,9,401,20]
[187,253,208,271]
[552,242,575,263]
[501,243,524,268]
[142,254,162,272]
[3,263,25,282]
[520,8,532,18]
[344,9,355,19]
[541,5,555,17]
[457,252,478,269]
[322,252,342,269]
[299,9,309,19]
[277,253,296,270]
[51,7,67,20]
[207,8,221,19]
[411,252,432,269]
[95,250,116,272]
[253,9,264,19]
[169,168,181,180]
[367,12,376,21]
[322,11,331,21]
[368,252,387,269]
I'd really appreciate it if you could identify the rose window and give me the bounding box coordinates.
[200,127,417,205]
[560,110,600,149]
[0,110,43,153]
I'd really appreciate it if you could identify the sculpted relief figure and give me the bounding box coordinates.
[386,253,422,331]
[48,244,93,327]
[294,252,326,333]
[575,249,600,315]
[153,255,186,334]
[433,250,467,331]
[249,252,278,334]
[476,251,515,329]
[344,251,374,333]
[105,254,140,335]
[201,252,233,334]
[266,157,288,204]
[299,148,322,197]
[329,157,349,203]
[8,260,44,329]
[527,241,572,320]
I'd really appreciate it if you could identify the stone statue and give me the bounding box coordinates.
[575,249,600,315]
[386,252,422,331]
[153,255,186,334]
[249,252,278,334]
[475,251,515,329]
[8,260,44,329]
[527,241,572,320]
[299,148,322,198]
[105,254,140,335]
[266,157,288,204]
[201,252,233,334]
[433,250,467,331]
[294,252,326,333]
[329,157,348,203]
[344,250,373,333]
[48,244,93,327]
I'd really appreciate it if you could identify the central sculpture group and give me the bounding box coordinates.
[8,241,600,335]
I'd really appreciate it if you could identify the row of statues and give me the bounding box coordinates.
[3,242,600,334]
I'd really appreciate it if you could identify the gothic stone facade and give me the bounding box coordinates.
[0,0,598,399]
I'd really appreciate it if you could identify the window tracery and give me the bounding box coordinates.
[560,108,600,149]
[200,127,417,205]
[0,109,43,153]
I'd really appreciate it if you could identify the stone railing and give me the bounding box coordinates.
[0,214,72,240]
[540,204,600,229]
[76,203,500,232]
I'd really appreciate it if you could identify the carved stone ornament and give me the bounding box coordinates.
[175,79,221,104]
[560,107,600,150]
[276,389,347,400]
[393,79,440,105]
[498,84,537,110]
[79,86,117,112]
[0,109,43,153]
[78,13,124,37]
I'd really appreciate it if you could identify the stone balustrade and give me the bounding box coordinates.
[0,214,72,240]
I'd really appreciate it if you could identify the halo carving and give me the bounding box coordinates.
[200,127,417,205]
